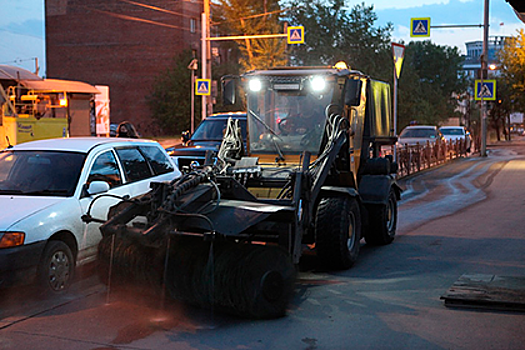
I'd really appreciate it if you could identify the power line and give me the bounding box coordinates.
[117,0,198,20]
[85,6,194,31]
[211,8,291,25]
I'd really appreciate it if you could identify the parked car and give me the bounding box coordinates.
[165,112,247,171]
[398,125,445,147]
[439,126,472,152]
[0,137,181,293]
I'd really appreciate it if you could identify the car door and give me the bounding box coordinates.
[77,148,131,264]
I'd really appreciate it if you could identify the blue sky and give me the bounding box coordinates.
[0,0,523,76]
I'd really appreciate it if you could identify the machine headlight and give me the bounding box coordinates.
[0,232,25,248]
[249,79,262,92]
[310,76,326,91]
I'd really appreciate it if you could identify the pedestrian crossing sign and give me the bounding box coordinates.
[410,18,430,37]
[475,80,496,101]
[196,79,211,96]
[287,26,304,44]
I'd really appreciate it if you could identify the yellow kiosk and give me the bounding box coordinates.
[0,65,100,149]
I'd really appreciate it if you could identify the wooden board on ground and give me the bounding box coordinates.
[441,274,525,311]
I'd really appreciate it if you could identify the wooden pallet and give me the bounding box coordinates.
[441,274,525,311]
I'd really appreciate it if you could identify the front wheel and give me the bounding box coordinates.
[315,196,361,270]
[365,188,397,245]
[37,241,75,294]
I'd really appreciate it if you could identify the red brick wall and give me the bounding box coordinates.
[45,0,202,136]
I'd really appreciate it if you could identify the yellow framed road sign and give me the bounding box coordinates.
[196,79,211,96]
[411,18,430,37]
[287,26,304,44]
[475,80,496,101]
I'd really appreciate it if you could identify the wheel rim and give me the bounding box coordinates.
[386,196,396,233]
[48,250,71,291]
[347,211,356,250]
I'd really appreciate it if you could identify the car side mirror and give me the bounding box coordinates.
[86,181,110,196]
[345,79,362,107]
[221,75,238,106]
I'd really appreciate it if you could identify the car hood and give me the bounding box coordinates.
[0,196,64,230]
[168,141,222,157]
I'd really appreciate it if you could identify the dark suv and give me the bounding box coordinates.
[165,112,247,171]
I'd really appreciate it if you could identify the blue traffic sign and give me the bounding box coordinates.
[410,18,430,37]
[196,79,211,96]
[287,26,304,44]
[475,80,496,101]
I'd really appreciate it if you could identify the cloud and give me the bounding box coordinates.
[0,19,44,39]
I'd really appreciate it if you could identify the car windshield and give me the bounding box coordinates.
[400,128,436,138]
[246,76,334,156]
[192,118,247,141]
[440,128,464,136]
[0,150,86,197]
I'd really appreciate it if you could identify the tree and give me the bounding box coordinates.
[213,0,288,71]
[488,77,512,141]
[498,29,525,112]
[286,1,393,80]
[397,41,468,129]
[146,51,201,135]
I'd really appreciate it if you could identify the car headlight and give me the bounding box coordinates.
[0,232,25,248]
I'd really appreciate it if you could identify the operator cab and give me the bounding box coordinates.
[233,64,363,164]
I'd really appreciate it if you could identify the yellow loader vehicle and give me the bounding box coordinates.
[88,62,401,319]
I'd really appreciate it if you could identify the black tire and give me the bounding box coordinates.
[37,241,75,294]
[315,196,361,270]
[365,188,397,245]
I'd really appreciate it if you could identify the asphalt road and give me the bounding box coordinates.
[1,140,525,350]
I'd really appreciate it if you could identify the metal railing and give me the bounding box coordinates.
[384,138,471,178]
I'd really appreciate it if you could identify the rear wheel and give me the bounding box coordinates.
[365,188,397,245]
[37,241,75,294]
[315,196,361,270]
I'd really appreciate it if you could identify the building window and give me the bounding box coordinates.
[190,18,196,34]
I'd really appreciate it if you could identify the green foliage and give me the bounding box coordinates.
[213,0,287,71]
[397,41,467,129]
[146,51,201,135]
[287,1,393,80]
[498,29,525,112]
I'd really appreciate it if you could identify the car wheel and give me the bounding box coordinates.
[37,241,75,294]
[315,196,361,270]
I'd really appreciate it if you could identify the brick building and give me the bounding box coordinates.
[45,0,202,135]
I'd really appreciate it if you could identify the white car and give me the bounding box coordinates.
[0,137,181,293]
[398,125,445,147]
[439,126,472,152]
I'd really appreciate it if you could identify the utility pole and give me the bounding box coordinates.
[201,0,211,121]
[480,0,489,157]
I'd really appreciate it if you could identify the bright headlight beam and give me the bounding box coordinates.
[311,76,326,91]
[249,79,262,92]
